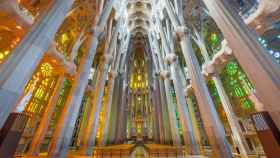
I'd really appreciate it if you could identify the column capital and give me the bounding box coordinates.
[175,26,191,41]
[202,62,217,77]
[109,70,118,78]
[89,26,103,37]
[184,84,193,97]
[119,70,125,75]
[103,54,113,64]
[160,70,171,80]
[86,85,95,95]
[154,71,160,77]
[165,53,177,65]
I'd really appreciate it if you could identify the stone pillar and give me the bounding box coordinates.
[47,32,101,158]
[76,87,95,148]
[185,94,204,154]
[154,20,198,152]
[150,99,160,144]
[78,14,122,151]
[166,54,199,154]
[154,79,167,144]
[213,74,249,157]
[108,76,122,144]
[121,90,129,143]
[79,54,112,155]
[46,0,118,154]
[149,33,181,145]
[158,76,173,144]
[126,93,131,140]
[176,28,233,157]
[150,80,164,143]
[127,91,134,140]
[195,32,250,157]
[100,71,117,145]
[148,35,166,144]
[107,37,130,144]
[0,0,76,129]
[202,0,280,129]
[27,75,66,156]
[115,74,128,144]
[160,2,232,156]
[100,26,126,147]
[160,71,182,146]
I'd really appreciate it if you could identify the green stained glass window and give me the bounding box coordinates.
[220,60,256,117]
[202,18,224,58]
[207,80,221,106]
[233,86,245,97]
[210,33,219,45]
[226,62,238,75]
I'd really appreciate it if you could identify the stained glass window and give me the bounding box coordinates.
[220,60,255,117]
[16,62,59,153]
[40,79,72,152]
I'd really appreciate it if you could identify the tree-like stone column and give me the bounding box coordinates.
[115,74,128,143]
[193,31,250,158]
[160,1,233,156]
[81,17,123,149]
[166,54,199,154]
[47,1,118,155]
[160,70,182,145]
[27,75,66,156]
[202,0,280,129]
[79,54,113,155]
[185,93,205,154]
[47,33,100,158]
[100,33,129,145]
[151,79,166,144]
[108,75,122,144]
[176,27,233,158]
[158,78,173,144]
[149,33,181,145]
[0,0,75,128]
[154,19,199,152]
[100,70,118,146]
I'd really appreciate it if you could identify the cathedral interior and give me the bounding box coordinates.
[0,0,279,158]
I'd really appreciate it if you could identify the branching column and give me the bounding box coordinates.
[155,78,170,144]
[47,0,117,154]
[202,0,280,128]
[185,94,204,154]
[115,73,128,143]
[47,33,101,158]
[150,34,181,145]
[80,19,123,151]
[194,33,250,158]
[161,1,233,156]
[79,54,113,154]
[108,75,122,144]
[99,71,117,146]
[100,39,128,145]
[166,54,199,154]
[148,40,162,144]
[176,27,233,158]
[155,19,199,152]
[0,0,75,128]
[27,75,66,156]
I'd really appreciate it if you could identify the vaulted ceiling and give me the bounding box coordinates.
[126,0,152,47]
